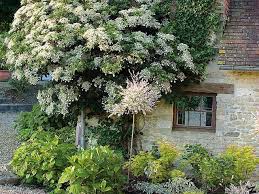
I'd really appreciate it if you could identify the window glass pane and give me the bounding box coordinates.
[200,112,207,127]
[206,112,212,126]
[184,111,189,125]
[202,97,213,110]
[177,111,185,125]
[188,111,201,126]
[175,95,215,128]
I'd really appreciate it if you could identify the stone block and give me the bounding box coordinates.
[224,132,240,137]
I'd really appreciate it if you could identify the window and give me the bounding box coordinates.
[173,94,216,130]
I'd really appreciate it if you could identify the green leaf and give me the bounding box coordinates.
[59,166,75,184]
[45,172,53,181]
[68,183,82,194]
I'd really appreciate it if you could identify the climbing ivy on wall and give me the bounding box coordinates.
[172,0,220,76]
[161,0,221,78]
[163,0,221,104]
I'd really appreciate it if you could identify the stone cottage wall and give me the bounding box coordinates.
[139,61,259,156]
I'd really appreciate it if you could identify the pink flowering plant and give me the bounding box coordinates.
[105,73,161,117]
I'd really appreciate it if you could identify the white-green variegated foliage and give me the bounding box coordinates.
[6,0,197,116]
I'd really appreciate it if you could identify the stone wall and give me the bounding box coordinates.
[140,60,259,153]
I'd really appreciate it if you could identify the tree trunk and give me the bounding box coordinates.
[75,109,86,149]
[128,114,135,181]
[129,114,135,159]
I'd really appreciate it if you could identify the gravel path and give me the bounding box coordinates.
[0,185,46,194]
[0,112,46,194]
[0,113,19,166]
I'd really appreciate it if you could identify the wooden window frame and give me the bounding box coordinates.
[173,93,217,131]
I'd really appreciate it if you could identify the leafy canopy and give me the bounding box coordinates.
[5,0,210,116]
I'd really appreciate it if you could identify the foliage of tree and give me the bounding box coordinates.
[0,0,20,69]
[5,0,207,117]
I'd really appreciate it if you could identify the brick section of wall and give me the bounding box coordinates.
[217,0,231,26]
[223,0,231,17]
[218,0,259,67]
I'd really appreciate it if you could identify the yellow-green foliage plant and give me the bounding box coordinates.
[125,141,183,183]
[184,144,259,191]
[125,151,155,177]
[169,169,186,179]
[198,155,235,190]
[158,141,179,166]
[146,160,168,183]
[221,145,259,182]
[11,130,76,189]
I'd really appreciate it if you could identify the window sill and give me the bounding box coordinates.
[172,127,216,133]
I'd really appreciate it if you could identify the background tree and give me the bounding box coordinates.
[0,0,20,31]
[0,0,20,69]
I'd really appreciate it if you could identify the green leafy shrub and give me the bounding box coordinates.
[158,141,179,166]
[55,126,75,144]
[221,145,259,182]
[183,144,210,168]
[197,146,258,190]
[11,130,76,188]
[56,146,126,194]
[182,144,211,180]
[126,141,181,183]
[8,78,30,94]
[147,160,169,183]
[87,118,130,154]
[183,144,235,190]
[183,144,259,191]
[198,155,235,190]
[15,104,76,141]
[172,0,220,69]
